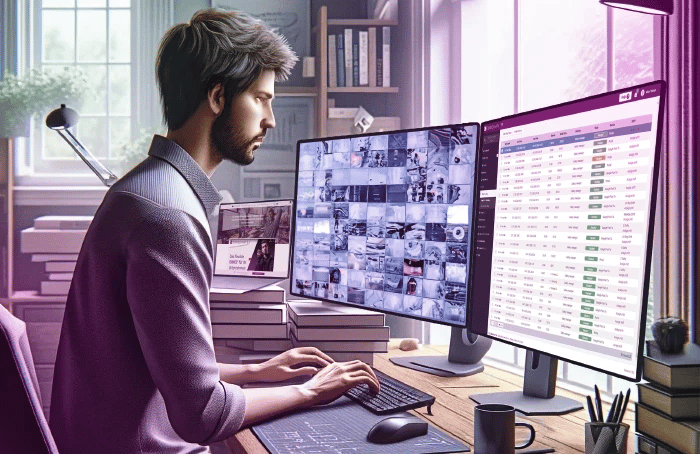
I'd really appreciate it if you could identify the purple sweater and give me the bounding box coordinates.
[50,136,246,453]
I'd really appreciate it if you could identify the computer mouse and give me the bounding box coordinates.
[366,415,429,444]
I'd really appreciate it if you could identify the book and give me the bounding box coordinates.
[210,305,286,324]
[33,215,93,230]
[48,273,73,281]
[220,338,293,352]
[358,30,368,86]
[382,26,391,87]
[31,254,79,262]
[211,323,288,340]
[344,28,353,87]
[636,431,684,454]
[290,322,389,342]
[287,301,385,327]
[352,28,360,86]
[644,341,700,389]
[291,332,388,352]
[209,285,285,303]
[40,280,71,295]
[21,228,87,254]
[336,33,345,88]
[638,382,700,420]
[636,402,700,453]
[376,28,383,87]
[328,34,337,88]
[376,56,383,87]
[368,27,377,88]
[45,261,76,273]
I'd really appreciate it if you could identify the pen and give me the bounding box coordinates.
[586,395,598,422]
[605,394,619,422]
[520,449,555,454]
[617,388,631,424]
[594,384,604,422]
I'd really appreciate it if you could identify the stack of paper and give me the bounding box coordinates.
[21,216,92,295]
[287,300,389,367]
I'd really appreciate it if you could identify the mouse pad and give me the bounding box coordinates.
[251,396,470,453]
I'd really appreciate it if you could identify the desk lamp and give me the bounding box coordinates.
[599,0,673,15]
[45,104,118,187]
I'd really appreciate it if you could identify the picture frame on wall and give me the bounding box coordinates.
[212,0,311,87]
[241,172,296,202]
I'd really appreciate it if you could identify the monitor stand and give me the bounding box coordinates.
[390,327,492,377]
[470,350,583,416]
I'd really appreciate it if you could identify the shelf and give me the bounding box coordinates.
[276,86,318,97]
[327,87,399,94]
[311,18,397,34]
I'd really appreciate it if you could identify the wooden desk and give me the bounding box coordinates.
[228,341,635,453]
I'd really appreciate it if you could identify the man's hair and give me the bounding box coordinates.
[156,8,298,131]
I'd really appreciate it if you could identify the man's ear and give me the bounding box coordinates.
[207,83,226,116]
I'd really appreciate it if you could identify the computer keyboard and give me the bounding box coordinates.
[344,369,435,415]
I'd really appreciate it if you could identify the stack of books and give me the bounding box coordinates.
[210,285,291,365]
[20,216,92,295]
[635,340,700,454]
[287,300,389,367]
[328,26,391,88]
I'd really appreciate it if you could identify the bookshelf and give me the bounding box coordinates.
[313,6,400,137]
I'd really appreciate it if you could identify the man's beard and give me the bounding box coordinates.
[211,106,263,166]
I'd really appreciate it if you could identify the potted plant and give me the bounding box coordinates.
[0,67,88,138]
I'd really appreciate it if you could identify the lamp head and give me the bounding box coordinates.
[600,0,673,15]
[46,104,79,130]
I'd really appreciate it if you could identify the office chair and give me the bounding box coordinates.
[0,304,59,453]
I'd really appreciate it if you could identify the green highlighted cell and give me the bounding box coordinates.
[579,335,592,341]
[590,187,604,193]
[583,275,597,281]
[593,148,606,153]
[583,283,596,289]
[591,171,605,177]
[585,246,599,251]
[587,225,600,230]
[581,320,593,326]
[590,179,604,185]
[586,236,599,241]
[589,204,602,209]
[582,290,595,296]
[584,266,598,272]
[588,214,601,220]
[580,328,592,334]
[590,194,603,200]
[581,305,594,311]
[592,163,606,169]
[581,312,594,319]
[582,297,594,304]
[585,256,599,262]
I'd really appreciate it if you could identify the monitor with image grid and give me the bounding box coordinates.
[291,123,484,375]
[469,80,666,415]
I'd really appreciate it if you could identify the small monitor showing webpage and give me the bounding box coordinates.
[291,123,480,327]
[470,81,666,381]
[214,200,292,278]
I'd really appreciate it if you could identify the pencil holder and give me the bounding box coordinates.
[584,422,628,454]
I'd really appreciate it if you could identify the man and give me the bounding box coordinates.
[254,240,274,271]
[50,9,379,454]
[262,207,281,239]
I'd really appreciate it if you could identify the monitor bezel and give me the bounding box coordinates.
[290,122,481,328]
[467,80,667,382]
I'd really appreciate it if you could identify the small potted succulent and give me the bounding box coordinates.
[651,316,689,354]
[0,67,87,137]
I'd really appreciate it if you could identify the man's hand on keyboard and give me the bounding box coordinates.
[299,360,380,407]
[250,347,334,383]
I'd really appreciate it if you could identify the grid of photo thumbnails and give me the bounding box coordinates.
[292,125,478,325]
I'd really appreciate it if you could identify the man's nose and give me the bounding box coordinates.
[262,106,275,129]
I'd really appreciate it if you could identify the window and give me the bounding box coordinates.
[431,0,659,397]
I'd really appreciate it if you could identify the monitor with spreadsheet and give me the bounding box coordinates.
[470,81,666,392]
[291,123,479,328]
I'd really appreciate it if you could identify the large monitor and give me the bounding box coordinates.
[291,123,488,375]
[469,80,666,414]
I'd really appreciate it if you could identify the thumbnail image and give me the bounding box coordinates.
[367,237,386,254]
[367,185,387,203]
[450,164,472,185]
[405,223,426,241]
[425,242,446,262]
[367,149,388,167]
[403,258,424,277]
[329,284,347,302]
[314,219,331,235]
[368,168,388,185]
[386,222,405,239]
[445,263,467,284]
[450,125,474,146]
[315,169,332,187]
[424,261,445,280]
[426,223,447,242]
[350,151,366,168]
[367,223,386,238]
[386,204,405,222]
[422,299,445,320]
[299,141,324,170]
[387,167,407,184]
[352,136,370,152]
[404,239,424,259]
[294,279,314,296]
[294,265,312,281]
[384,293,403,312]
[403,295,423,314]
[295,218,314,234]
[446,243,469,264]
[347,269,366,289]
[427,205,448,223]
[347,287,365,304]
[315,186,332,202]
[329,267,347,285]
[348,253,366,271]
[314,282,330,299]
[332,169,351,185]
[330,251,348,267]
[449,185,471,205]
[331,186,349,202]
[349,168,369,185]
[312,266,330,282]
[384,274,404,294]
[331,138,352,153]
[388,132,407,149]
[427,147,449,171]
[407,148,427,169]
[384,257,404,275]
[366,254,385,273]
[387,184,408,203]
[297,187,315,203]
[404,276,423,296]
[321,154,334,170]
[444,283,467,303]
[349,202,367,220]
[298,171,314,187]
[332,233,348,251]
[446,224,468,243]
[447,205,470,224]
[405,204,425,224]
[388,149,407,167]
[348,185,368,202]
[445,298,466,323]
[366,272,385,290]
[451,144,475,165]
[314,203,332,218]
[407,181,426,202]
[367,203,386,223]
[428,127,451,147]
[423,279,445,300]
[365,290,384,308]
[369,134,388,150]
[348,221,367,236]
[333,202,349,219]
[407,130,429,149]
